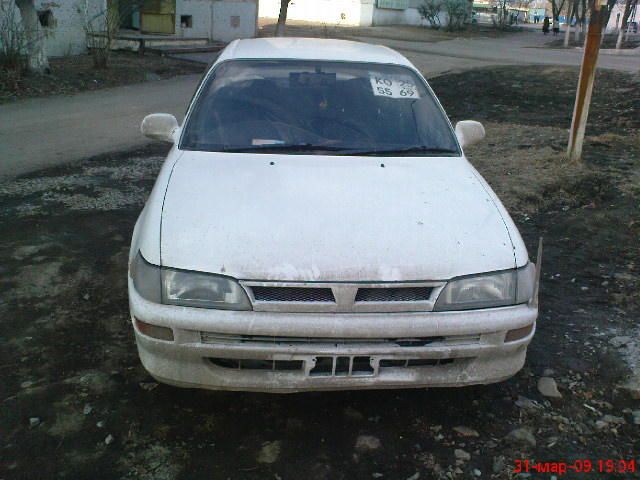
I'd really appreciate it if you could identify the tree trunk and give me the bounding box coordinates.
[599,0,617,45]
[601,0,618,31]
[564,1,575,47]
[551,0,566,21]
[15,0,49,74]
[575,0,584,42]
[616,0,635,50]
[564,20,572,46]
[275,0,290,37]
[615,23,624,49]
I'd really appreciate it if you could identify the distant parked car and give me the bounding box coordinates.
[130,38,540,393]
[629,21,638,33]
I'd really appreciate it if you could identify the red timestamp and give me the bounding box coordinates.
[514,459,636,476]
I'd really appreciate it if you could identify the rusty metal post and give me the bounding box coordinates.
[567,0,605,163]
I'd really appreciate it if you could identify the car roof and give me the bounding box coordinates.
[216,37,414,68]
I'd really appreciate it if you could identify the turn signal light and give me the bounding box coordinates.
[505,323,534,343]
[134,318,174,341]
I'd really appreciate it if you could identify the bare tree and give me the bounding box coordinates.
[0,1,26,71]
[550,0,567,22]
[493,0,510,28]
[563,0,578,46]
[617,0,638,49]
[443,0,471,30]
[418,0,443,28]
[82,2,120,69]
[575,0,586,41]
[602,0,621,29]
[275,0,291,37]
[14,0,49,73]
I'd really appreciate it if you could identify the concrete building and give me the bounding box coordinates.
[1,0,107,57]
[2,0,257,58]
[119,0,258,42]
[259,0,438,27]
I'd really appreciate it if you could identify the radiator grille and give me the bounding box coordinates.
[355,287,432,302]
[252,286,335,303]
[209,358,303,371]
[379,358,455,368]
[200,332,444,347]
[207,356,460,375]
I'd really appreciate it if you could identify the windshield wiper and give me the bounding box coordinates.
[345,146,459,156]
[220,143,354,153]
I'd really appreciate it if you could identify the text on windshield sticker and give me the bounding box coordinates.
[369,75,420,99]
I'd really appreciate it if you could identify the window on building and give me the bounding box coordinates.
[38,9,54,28]
[180,15,192,28]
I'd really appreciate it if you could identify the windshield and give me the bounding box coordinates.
[180,60,460,156]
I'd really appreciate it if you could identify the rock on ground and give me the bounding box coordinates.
[538,377,562,398]
[257,441,281,464]
[355,435,382,452]
[454,449,471,461]
[453,426,479,437]
[506,427,537,447]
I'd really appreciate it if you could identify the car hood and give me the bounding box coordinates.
[160,152,517,281]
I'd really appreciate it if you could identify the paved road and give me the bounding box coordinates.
[0,74,201,181]
[362,32,640,75]
[178,29,640,75]
[1,28,638,180]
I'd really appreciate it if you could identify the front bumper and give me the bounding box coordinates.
[129,279,537,393]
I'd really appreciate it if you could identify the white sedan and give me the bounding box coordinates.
[129,38,539,392]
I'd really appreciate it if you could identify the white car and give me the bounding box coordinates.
[129,38,540,393]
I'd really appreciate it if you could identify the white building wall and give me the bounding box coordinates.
[259,0,448,27]
[359,0,375,25]
[372,6,430,25]
[259,0,367,26]
[7,0,107,57]
[175,0,257,41]
[211,0,258,42]
[176,0,213,38]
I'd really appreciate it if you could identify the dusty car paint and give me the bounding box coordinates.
[129,38,539,392]
[160,152,524,281]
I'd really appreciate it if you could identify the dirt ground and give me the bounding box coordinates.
[0,51,204,104]
[1,65,639,479]
[258,19,516,41]
[546,33,640,49]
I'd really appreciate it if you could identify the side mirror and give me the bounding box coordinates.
[141,113,179,143]
[455,120,485,148]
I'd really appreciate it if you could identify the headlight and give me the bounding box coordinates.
[162,268,251,310]
[434,263,535,311]
[131,252,251,310]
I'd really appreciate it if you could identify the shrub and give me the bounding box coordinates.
[80,2,120,69]
[418,0,443,29]
[443,0,471,30]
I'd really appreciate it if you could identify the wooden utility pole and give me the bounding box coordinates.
[567,0,605,163]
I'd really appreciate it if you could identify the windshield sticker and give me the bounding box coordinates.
[369,75,420,99]
[252,139,285,146]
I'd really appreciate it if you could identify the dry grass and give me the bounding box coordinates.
[466,122,586,214]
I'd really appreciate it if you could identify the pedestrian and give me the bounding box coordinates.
[542,16,550,34]
[552,17,559,35]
